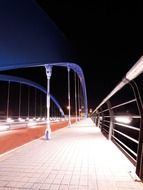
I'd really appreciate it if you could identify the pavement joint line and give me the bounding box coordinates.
[0,124,72,159]
[0,136,43,158]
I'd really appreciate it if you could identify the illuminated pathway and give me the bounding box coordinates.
[0,118,143,190]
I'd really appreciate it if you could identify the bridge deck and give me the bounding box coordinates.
[0,118,143,190]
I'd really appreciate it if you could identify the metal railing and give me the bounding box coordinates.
[91,56,143,180]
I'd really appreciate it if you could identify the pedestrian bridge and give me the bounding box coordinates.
[0,118,143,190]
[1,1,143,188]
[0,57,143,189]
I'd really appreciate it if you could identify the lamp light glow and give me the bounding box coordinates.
[0,125,10,131]
[115,116,132,124]
[7,118,14,123]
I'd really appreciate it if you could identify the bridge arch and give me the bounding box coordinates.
[0,74,65,117]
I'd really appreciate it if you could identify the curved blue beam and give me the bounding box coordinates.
[45,63,88,117]
[0,74,65,117]
[0,0,74,71]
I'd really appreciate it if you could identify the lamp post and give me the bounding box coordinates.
[45,65,52,140]
[67,67,71,125]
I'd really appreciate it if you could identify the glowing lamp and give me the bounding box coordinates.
[115,116,132,124]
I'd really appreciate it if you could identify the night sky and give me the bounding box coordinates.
[36,0,143,109]
[1,0,143,112]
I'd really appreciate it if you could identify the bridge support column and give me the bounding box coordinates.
[45,65,52,140]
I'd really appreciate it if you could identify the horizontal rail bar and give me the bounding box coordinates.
[113,138,136,163]
[131,115,141,118]
[102,123,110,128]
[103,120,110,123]
[94,115,141,119]
[114,122,140,131]
[113,129,138,144]
[112,136,137,157]
[98,108,109,114]
[92,56,143,114]
[111,99,136,110]
[102,128,109,134]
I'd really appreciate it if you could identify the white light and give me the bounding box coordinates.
[115,116,132,124]
[7,118,14,123]
[18,117,25,122]
[0,125,10,131]
[67,106,70,110]
[36,117,40,121]
[27,121,37,126]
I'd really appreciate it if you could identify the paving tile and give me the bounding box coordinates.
[0,118,143,190]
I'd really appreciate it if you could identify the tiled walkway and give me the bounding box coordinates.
[0,118,143,190]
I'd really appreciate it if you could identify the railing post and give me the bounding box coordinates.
[100,108,104,132]
[96,111,100,127]
[107,101,114,140]
[129,80,143,180]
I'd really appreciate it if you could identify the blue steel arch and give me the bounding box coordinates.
[0,0,74,70]
[45,63,88,117]
[0,0,88,117]
[0,74,65,117]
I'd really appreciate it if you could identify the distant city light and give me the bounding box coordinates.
[7,118,14,123]
[27,121,37,127]
[18,117,25,122]
[42,117,45,121]
[0,125,10,131]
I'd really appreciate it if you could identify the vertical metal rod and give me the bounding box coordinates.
[35,88,37,118]
[40,91,42,118]
[107,101,114,140]
[6,81,10,119]
[74,72,78,122]
[78,77,81,120]
[51,100,53,118]
[45,66,52,140]
[67,67,71,125]
[27,87,30,119]
[47,72,50,122]
[19,83,21,118]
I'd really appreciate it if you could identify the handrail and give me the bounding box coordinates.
[111,99,136,109]
[113,136,137,157]
[114,122,140,131]
[113,129,138,144]
[91,56,143,115]
[91,55,143,180]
